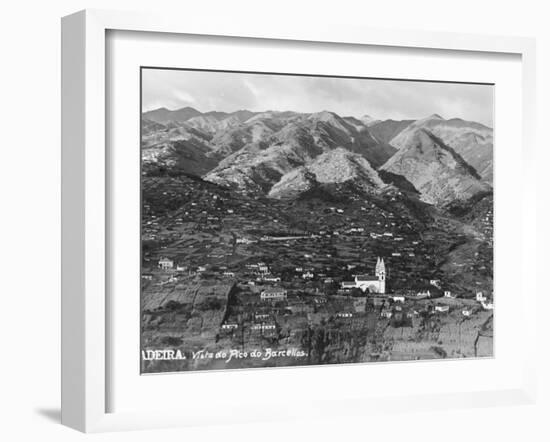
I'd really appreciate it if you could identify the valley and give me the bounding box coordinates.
[140,105,494,373]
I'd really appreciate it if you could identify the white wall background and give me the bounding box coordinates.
[0,0,548,440]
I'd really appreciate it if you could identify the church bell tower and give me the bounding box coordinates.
[375,257,386,293]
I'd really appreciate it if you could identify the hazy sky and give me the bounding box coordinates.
[142,68,494,127]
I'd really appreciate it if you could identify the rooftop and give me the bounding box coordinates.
[262,288,287,294]
[355,275,377,282]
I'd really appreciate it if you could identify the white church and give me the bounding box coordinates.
[341,257,386,293]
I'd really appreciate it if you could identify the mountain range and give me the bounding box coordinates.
[141,105,493,207]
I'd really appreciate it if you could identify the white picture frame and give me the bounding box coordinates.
[61,9,537,433]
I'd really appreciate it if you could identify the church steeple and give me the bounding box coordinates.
[375,257,385,274]
[376,257,386,280]
[375,257,386,294]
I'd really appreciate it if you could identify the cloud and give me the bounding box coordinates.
[142,68,493,126]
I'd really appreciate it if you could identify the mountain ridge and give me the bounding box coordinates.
[381,128,490,205]
[388,115,493,182]
[141,108,493,207]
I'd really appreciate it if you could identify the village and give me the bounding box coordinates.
[140,174,494,372]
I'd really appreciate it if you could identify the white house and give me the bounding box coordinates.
[444,290,453,298]
[435,305,450,313]
[221,323,238,330]
[158,257,174,270]
[476,291,487,302]
[264,276,281,282]
[336,312,353,318]
[251,323,276,331]
[260,288,287,300]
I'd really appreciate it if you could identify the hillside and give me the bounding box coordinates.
[369,119,414,144]
[268,148,386,199]
[389,115,493,182]
[381,129,490,205]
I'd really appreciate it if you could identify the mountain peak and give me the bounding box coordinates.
[268,148,385,199]
[428,113,443,119]
[360,114,381,127]
[387,113,493,182]
[272,147,384,197]
[143,106,202,123]
[307,111,356,135]
[308,110,340,121]
[382,127,489,205]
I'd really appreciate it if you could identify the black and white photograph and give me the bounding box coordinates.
[3,0,548,439]
[140,68,494,374]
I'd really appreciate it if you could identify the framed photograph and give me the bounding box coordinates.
[61,9,537,432]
